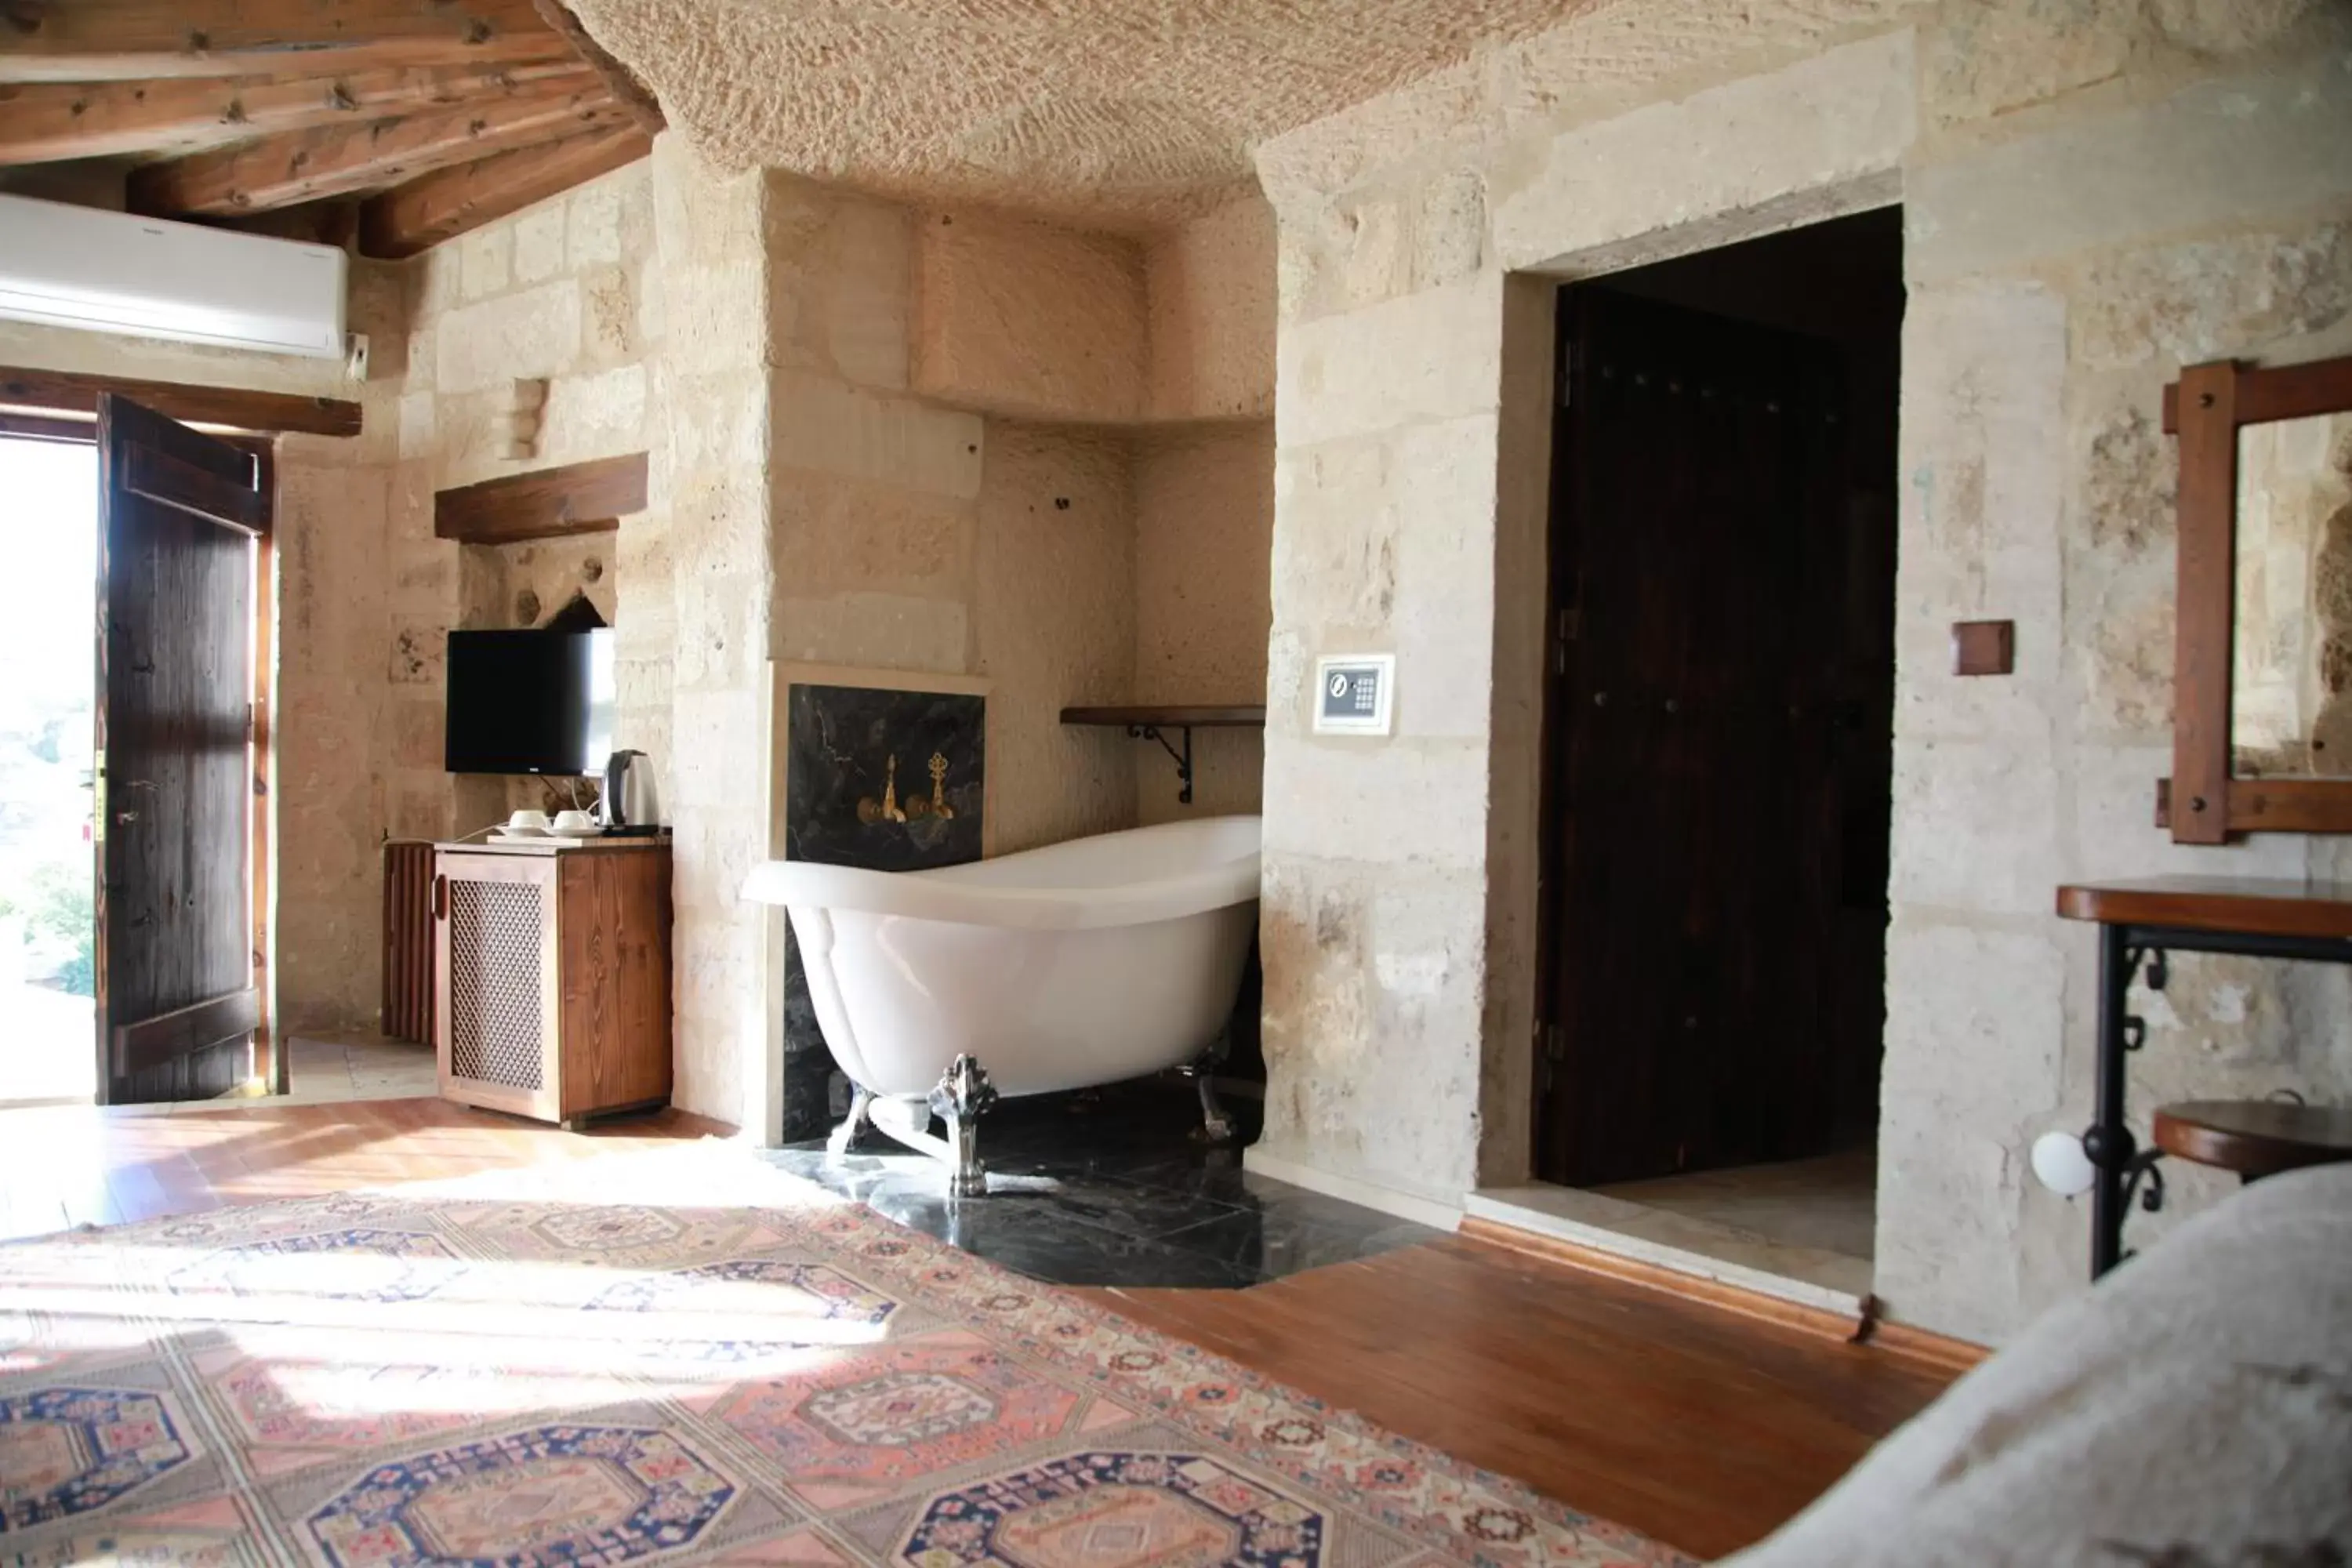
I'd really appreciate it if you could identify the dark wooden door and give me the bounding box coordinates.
[1536,289,1889,1187]
[94,396,267,1104]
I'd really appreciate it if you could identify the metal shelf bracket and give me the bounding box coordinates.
[1128,724,1194,804]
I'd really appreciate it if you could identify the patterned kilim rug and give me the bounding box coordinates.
[0,1144,1686,1567]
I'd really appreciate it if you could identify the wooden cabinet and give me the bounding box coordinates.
[433,839,671,1128]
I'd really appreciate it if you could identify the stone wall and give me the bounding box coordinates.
[1134,424,1275,824]
[637,142,773,1128]
[397,160,659,837]
[1148,197,1278,422]
[1250,0,2352,1341]
[913,209,1147,422]
[273,402,397,1036]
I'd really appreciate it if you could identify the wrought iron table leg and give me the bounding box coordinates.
[2085,923,2137,1279]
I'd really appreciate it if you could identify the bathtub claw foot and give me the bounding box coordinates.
[827,1083,875,1158]
[1191,1071,1237,1145]
[929,1055,1000,1198]
[1185,1036,1237,1144]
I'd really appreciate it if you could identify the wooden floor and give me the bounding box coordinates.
[1091,1244,1949,1559]
[0,1098,1951,1559]
[0,1095,726,1239]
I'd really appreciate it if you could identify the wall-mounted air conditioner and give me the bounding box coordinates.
[0,193,347,360]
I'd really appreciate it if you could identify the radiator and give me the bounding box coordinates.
[381,840,436,1043]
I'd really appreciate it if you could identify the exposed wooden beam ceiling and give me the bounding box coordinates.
[0,1,560,84]
[358,122,646,256]
[0,2,659,260]
[128,73,623,213]
[529,0,661,134]
[0,59,591,165]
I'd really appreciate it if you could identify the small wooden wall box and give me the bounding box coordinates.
[431,838,673,1129]
[1952,619,2016,677]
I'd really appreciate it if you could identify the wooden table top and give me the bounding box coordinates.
[2154,1099,2352,1178]
[2055,877,2352,941]
[437,835,672,856]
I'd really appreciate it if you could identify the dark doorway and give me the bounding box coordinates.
[1534,209,1902,1219]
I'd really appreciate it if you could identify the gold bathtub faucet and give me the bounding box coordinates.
[857,754,909,824]
[858,751,953,825]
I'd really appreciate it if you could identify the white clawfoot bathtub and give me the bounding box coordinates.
[742,815,1261,1191]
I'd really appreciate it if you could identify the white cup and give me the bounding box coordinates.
[551,809,596,833]
[507,809,550,833]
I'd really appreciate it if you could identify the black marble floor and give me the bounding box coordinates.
[763,1078,1441,1289]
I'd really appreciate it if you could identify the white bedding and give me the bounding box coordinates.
[1722,1163,2352,1566]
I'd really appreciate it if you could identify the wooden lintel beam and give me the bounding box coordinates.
[531,0,662,134]
[0,59,591,167]
[0,0,561,84]
[435,452,648,544]
[0,365,361,437]
[128,78,626,215]
[359,122,648,258]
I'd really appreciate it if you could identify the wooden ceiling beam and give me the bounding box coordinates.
[0,59,592,166]
[127,77,626,215]
[358,122,648,258]
[0,0,560,84]
[530,0,662,134]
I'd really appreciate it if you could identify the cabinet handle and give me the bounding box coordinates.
[431,875,448,920]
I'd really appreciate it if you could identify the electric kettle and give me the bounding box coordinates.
[598,749,662,834]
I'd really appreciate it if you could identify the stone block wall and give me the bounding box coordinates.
[638,141,775,1127]
[1148,197,1277,422]
[398,160,659,841]
[1134,423,1276,824]
[912,208,1146,421]
[1250,0,2352,1340]
[274,395,398,1036]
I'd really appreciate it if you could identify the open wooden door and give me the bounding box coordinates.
[93,396,270,1105]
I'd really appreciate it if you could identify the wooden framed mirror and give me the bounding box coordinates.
[2162,353,2352,842]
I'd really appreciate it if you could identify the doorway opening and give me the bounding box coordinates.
[0,435,100,1105]
[1526,208,1904,1296]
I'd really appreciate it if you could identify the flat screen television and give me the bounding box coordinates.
[445,628,615,775]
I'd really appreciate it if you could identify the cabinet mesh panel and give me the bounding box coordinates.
[448,880,543,1090]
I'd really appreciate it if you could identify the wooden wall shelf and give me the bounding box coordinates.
[1060,705,1266,728]
[434,451,648,544]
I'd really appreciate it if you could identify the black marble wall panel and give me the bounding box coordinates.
[779,681,985,1139]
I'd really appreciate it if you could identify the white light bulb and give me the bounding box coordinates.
[2031,1130,2096,1197]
